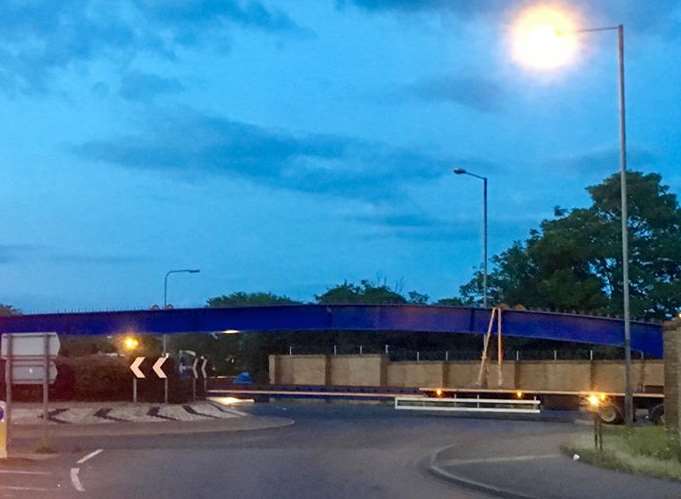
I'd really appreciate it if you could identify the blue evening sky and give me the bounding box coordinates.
[1,1,679,311]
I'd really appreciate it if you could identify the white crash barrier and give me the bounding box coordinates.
[394,396,541,414]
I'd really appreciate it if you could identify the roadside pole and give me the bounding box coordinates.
[42,333,50,448]
[202,357,208,394]
[4,334,12,451]
[192,358,197,402]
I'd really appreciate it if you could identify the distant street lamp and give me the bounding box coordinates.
[511,6,633,426]
[122,335,140,353]
[453,168,488,309]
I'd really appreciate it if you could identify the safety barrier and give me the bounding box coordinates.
[394,395,541,414]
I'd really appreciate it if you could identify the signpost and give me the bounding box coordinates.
[200,357,209,394]
[130,356,145,403]
[191,358,199,401]
[129,356,168,403]
[1,332,60,455]
[153,356,168,379]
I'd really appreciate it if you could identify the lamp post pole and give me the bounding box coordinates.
[616,24,633,427]
[573,24,632,426]
[161,268,200,404]
[453,169,488,309]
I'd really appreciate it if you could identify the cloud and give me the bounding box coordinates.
[0,1,308,95]
[338,0,681,36]
[119,71,185,102]
[351,210,479,242]
[71,108,454,200]
[0,244,144,266]
[556,146,658,175]
[336,0,508,16]
[47,253,147,265]
[136,0,310,38]
[406,76,505,113]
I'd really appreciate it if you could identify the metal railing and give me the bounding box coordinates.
[394,395,541,414]
[277,345,641,361]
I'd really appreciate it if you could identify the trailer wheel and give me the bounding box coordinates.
[650,404,665,426]
[599,402,624,424]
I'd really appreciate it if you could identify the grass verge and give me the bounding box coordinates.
[563,426,681,481]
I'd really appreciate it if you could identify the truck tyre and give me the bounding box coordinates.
[599,402,624,424]
[650,404,665,426]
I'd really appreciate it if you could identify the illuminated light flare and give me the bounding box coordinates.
[122,336,140,351]
[587,394,601,409]
[511,5,580,70]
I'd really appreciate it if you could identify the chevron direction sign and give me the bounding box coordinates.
[130,357,145,378]
[153,356,168,379]
[130,356,169,379]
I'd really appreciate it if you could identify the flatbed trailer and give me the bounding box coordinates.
[417,387,665,424]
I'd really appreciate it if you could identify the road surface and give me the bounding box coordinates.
[2,402,583,499]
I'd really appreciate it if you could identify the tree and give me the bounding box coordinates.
[207,292,299,307]
[316,280,408,305]
[0,304,20,316]
[459,171,681,320]
[407,291,429,305]
[435,297,467,306]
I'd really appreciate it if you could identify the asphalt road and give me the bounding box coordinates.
[3,402,583,499]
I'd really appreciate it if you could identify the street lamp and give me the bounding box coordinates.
[161,268,200,404]
[512,6,633,426]
[163,269,201,309]
[453,168,488,309]
[122,335,140,353]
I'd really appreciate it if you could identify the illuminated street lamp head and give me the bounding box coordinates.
[512,5,580,70]
[123,335,140,352]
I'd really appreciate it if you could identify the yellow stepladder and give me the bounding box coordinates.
[476,307,504,388]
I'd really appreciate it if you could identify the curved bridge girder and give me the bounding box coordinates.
[0,305,663,357]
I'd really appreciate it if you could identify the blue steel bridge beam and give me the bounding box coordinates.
[0,305,663,357]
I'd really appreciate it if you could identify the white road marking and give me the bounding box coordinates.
[0,469,51,475]
[440,453,562,466]
[77,449,103,464]
[70,467,85,492]
[0,485,50,491]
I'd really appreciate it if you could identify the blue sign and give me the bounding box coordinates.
[0,405,4,422]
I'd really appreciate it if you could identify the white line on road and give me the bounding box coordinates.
[440,454,562,466]
[77,449,103,464]
[0,469,52,475]
[71,467,85,493]
[0,485,50,492]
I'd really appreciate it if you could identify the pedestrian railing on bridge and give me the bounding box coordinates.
[394,395,541,414]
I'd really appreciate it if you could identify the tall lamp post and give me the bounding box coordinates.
[512,9,632,425]
[453,168,488,309]
[161,268,200,404]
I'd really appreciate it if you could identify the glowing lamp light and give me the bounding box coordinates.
[587,394,601,409]
[435,389,443,398]
[511,5,580,70]
[123,336,140,352]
